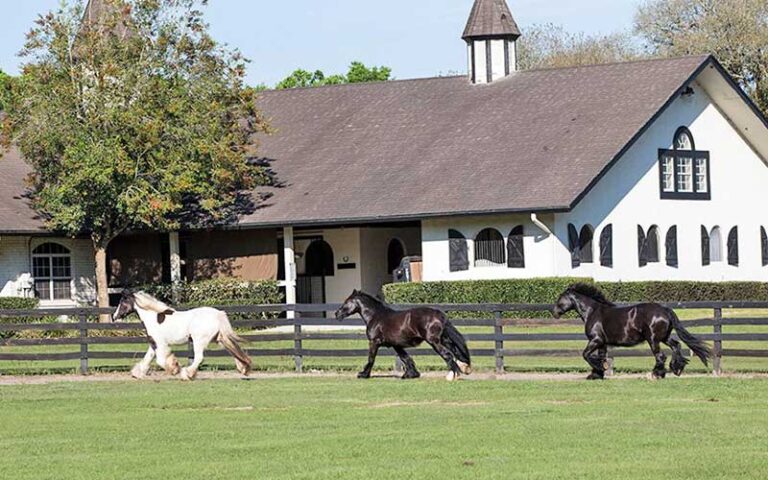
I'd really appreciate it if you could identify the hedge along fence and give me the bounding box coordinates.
[382,278,768,318]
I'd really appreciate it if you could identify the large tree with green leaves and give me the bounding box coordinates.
[275,61,391,90]
[636,0,768,113]
[0,0,270,315]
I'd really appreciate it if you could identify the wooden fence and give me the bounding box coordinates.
[1,301,768,376]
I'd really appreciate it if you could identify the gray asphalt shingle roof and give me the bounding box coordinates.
[0,55,711,232]
[463,0,521,39]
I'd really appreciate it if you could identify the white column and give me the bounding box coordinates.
[283,226,297,319]
[169,232,181,284]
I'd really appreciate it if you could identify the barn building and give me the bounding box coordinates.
[1,0,768,307]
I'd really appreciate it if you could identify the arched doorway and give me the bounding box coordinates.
[387,238,406,278]
[298,240,334,310]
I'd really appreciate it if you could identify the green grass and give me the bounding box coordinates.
[2,308,768,375]
[0,377,767,479]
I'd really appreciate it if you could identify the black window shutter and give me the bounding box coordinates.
[762,227,768,267]
[568,224,580,268]
[728,227,739,266]
[599,225,613,268]
[638,225,647,267]
[701,226,710,266]
[665,226,678,268]
[507,226,525,269]
[448,230,469,272]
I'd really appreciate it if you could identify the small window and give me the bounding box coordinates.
[599,225,613,268]
[709,226,723,263]
[728,227,739,267]
[507,226,525,269]
[762,227,768,267]
[579,225,594,264]
[32,242,72,301]
[568,224,581,268]
[474,228,505,267]
[666,226,678,268]
[448,230,469,272]
[659,127,710,200]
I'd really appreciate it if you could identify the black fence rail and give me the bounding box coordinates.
[1,302,768,376]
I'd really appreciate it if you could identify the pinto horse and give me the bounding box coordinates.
[554,284,710,380]
[335,290,471,381]
[112,290,252,380]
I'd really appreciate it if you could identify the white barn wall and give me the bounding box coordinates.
[555,81,768,282]
[421,214,555,282]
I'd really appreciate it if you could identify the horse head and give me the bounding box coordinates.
[112,289,136,322]
[553,289,577,319]
[335,289,362,320]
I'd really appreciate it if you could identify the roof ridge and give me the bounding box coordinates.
[517,54,712,75]
[258,74,465,95]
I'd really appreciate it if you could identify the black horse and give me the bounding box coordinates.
[335,290,471,381]
[554,284,710,380]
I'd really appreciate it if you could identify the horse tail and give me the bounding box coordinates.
[668,308,711,366]
[441,316,472,374]
[217,311,252,376]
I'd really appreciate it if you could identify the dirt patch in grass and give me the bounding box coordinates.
[363,400,490,409]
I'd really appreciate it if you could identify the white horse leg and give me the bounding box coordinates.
[131,347,155,379]
[155,344,180,376]
[180,336,209,381]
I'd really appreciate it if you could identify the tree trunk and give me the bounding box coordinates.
[94,245,111,323]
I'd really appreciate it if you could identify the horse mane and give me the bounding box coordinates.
[567,283,615,306]
[354,291,390,311]
[133,291,175,313]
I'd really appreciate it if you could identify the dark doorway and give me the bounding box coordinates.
[298,240,334,314]
[387,239,406,277]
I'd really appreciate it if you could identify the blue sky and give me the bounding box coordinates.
[0,0,642,86]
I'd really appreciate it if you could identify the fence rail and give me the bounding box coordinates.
[1,302,768,376]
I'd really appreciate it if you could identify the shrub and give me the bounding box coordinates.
[0,297,39,310]
[382,278,768,318]
[143,279,283,307]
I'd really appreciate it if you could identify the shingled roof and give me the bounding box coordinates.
[462,0,521,40]
[0,55,715,232]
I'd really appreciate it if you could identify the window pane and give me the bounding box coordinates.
[675,130,693,150]
[35,280,51,301]
[474,229,505,267]
[695,158,708,193]
[51,257,71,278]
[52,280,71,300]
[32,258,50,278]
[677,157,693,192]
[662,156,675,192]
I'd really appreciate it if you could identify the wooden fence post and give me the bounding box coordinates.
[494,311,504,374]
[713,307,723,376]
[187,338,194,365]
[79,310,88,375]
[294,311,303,373]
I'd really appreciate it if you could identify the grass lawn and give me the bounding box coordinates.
[0,376,767,479]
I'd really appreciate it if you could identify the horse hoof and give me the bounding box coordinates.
[180,368,197,381]
[586,373,604,380]
[446,371,458,382]
[357,372,371,379]
[130,365,147,379]
[401,371,421,380]
[456,361,472,375]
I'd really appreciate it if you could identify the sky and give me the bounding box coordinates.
[0,0,642,87]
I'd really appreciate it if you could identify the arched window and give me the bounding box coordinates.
[568,224,581,268]
[507,226,525,269]
[448,230,469,272]
[304,240,335,276]
[659,127,710,199]
[727,227,739,267]
[666,226,678,268]
[762,227,768,267]
[599,225,613,268]
[474,228,505,267]
[387,239,406,274]
[709,226,723,263]
[32,242,72,301]
[579,225,594,264]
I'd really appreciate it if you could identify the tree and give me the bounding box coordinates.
[518,23,643,71]
[1,0,270,318]
[636,0,768,113]
[275,61,391,90]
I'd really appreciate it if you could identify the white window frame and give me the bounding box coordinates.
[32,243,73,302]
